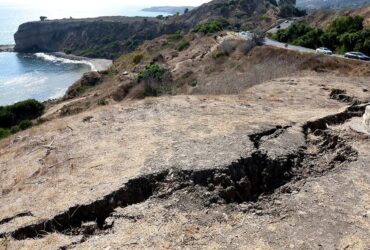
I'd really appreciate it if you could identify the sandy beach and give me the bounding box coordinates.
[52,52,113,71]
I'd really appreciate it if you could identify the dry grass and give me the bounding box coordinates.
[192,45,370,95]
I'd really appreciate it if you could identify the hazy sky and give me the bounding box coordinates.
[0,0,210,7]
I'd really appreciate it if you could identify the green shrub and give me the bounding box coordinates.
[19,120,32,130]
[97,99,108,106]
[132,53,144,65]
[193,20,228,34]
[212,50,226,59]
[136,64,171,97]
[176,40,190,51]
[168,31,183,41]
[10,126,20,134]
[0,99,44,128]
[0,128,10,139]
[64,48,73,54]
[137,64,166,83]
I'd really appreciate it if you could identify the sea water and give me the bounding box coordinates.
[0,4,167,105]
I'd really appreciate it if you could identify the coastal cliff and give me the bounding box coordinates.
[14,0,279,59]
[14,17,187,59]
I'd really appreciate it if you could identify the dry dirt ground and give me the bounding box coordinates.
[41,35,370,122]
[0,74,369,249]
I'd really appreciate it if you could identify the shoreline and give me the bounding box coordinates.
[0,46,113,71]
[51,52,113,71]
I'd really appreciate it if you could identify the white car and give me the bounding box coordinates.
[316,47,333,55]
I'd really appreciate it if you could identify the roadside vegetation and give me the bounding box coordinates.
[273,16,370,54]
[0,99,45,139]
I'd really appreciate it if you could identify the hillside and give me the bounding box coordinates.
[34,30,370,121]
[1,72,369,248]
[304,4,370,28]
[297,0,370,10]
[1,1,370,249]
[14,0,279,58]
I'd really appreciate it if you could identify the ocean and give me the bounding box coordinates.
[0,4,167,106]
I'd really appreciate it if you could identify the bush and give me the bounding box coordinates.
[132,53,144,65]
[97,99,108,106]
[136,64,171,97]
[0,99,44,128]
[176,40,190,51]
[137,64,166,83]
[64,48,73,54]
[19,120,32,130]
[0,128,10,139]
[212,50,226,59]
[168,31,183,41]
[193,20,228,34]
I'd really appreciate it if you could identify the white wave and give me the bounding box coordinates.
[0,73,47,87]
[35,53,96,71]
[49,87,68,100]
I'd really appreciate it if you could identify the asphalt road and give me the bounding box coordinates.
[267,20,295,34]
[263,38,316,53]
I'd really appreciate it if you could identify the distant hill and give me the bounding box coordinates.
[142,6,195,15]
[297,0,370,10]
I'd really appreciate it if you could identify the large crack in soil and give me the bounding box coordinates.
[1,103,367,243]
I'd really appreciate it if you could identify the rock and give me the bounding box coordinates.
[63,72,102,99]
[80,71,102,86]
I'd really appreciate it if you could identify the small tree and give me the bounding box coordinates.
[184,8,189,14]
[40,16,47,21]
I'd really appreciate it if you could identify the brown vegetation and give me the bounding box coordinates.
[304,5,370,28]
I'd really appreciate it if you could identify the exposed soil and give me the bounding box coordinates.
[0,75,369,249]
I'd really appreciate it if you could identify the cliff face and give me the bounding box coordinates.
[14,17,187,59]
[14,0,278,59]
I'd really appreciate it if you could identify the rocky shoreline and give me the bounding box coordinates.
[0,44,14,52]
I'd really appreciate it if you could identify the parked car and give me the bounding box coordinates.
[316,47,333,55]
[344,52,370,61]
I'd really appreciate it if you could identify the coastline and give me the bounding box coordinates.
[51,52,113,71]
[0,46,112,71]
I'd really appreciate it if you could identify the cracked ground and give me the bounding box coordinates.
[0,76,369,249]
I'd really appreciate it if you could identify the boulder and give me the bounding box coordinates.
[63,71,102,99]
[80,71,102,86]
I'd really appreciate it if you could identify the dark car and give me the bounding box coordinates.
[344,52,370,61]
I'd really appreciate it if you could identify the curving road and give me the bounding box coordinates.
[263,38,316,53]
